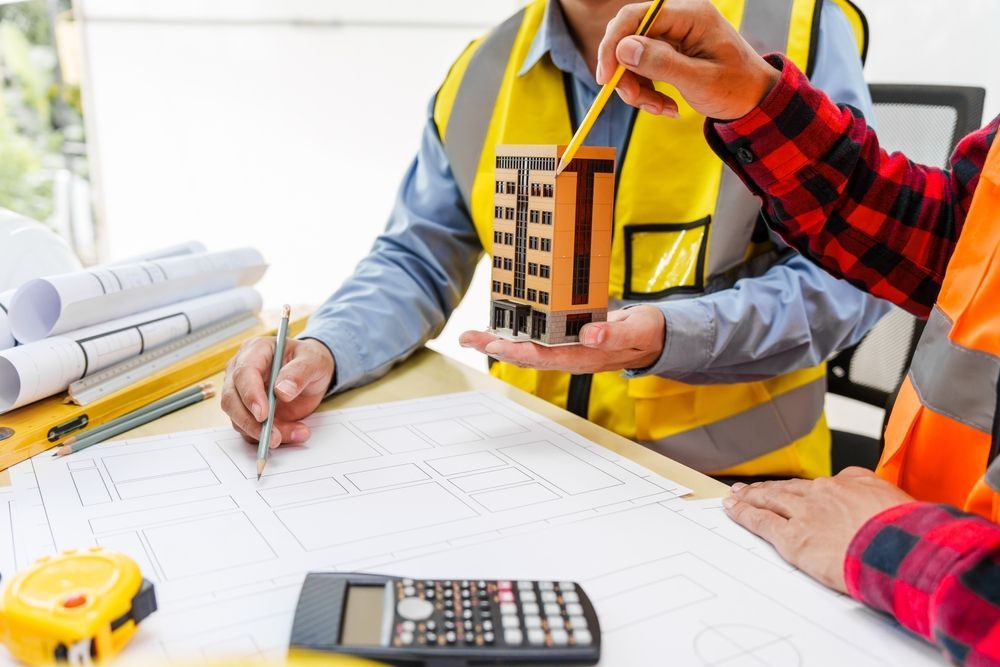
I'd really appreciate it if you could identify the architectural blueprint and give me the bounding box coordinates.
[6,392,943,666]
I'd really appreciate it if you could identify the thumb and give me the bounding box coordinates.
[580,318,643,351]
[616,35,703,93]
[274,356,327,402]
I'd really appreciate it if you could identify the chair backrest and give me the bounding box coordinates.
[826,84,987,411]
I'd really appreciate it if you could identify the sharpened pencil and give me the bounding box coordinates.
[257,305,291,480]
[556,0,666,174]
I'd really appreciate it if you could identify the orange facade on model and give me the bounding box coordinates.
[489,144,616,345]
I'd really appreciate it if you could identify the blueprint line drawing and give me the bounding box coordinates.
[4,391,944,666]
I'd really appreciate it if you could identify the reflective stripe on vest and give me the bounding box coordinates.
[880,129,1000,517]
[433,0,865,477]
[909,306,999,434]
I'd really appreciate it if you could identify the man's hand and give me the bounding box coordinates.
[459,306,665,374]
[596,0,780,120]
[723,468,915,592]
[221,337,335,449]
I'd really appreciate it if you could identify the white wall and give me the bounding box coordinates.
[77,0,1000,384]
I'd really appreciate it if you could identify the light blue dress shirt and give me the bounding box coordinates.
[301,0,891,392]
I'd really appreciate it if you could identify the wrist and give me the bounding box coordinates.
[731,57,780,120]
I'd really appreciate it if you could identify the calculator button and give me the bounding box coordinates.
[463,609,474,620]
[462,600,472,609]
[524,615,542,629]
[550,629,569,646]
[558,582,576,592]
[402,578,415,586]
[540,591,557,603]
[483,631,496,644]
[538,581,555,591]
[517,580,534,591]
[504,629,523,645]
[543,603,562,616]
[397,597,434,621]
[403,586,416,597]
[497,581,513,591]
[561,591,579,604]
[478,601,492,611]
[399,631,414,645]
[573,629,593,646]
[565,603,584,617]
[499,603,518,616]
[527,629,546,645]
[521,602,539,616]
[426,621,436,632]
[501,615,520,629]
[425,632,437,644]
[519,590,536,603]
[444,621,456,631]
[401,621,416,632]
[464,620,474,632]
[424,589,435,599]
[569,616,588,630]
[443,588,454,598]
[445,631,457,644]
[444,610,456,620]
[482,620,494,632]
[498,590,515,603]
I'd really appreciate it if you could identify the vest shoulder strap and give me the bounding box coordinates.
[433,9,526,212]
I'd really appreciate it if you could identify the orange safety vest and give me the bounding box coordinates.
[881,133,1000,521]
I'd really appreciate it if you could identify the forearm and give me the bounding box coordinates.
[705,55,997,317]
[630,254,891,384]
[845,503,1000,664]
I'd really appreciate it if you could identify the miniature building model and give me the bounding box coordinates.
[489,144,615,345]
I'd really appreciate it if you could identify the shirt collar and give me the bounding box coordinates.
[517,0,596,89]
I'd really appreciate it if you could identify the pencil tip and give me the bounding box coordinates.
[256,459,266,480]
[555,159,566,176]
[282,304,291,318]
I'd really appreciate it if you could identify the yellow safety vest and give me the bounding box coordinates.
[433,0,868,478]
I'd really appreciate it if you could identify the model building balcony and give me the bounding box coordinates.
[489,144,615,345]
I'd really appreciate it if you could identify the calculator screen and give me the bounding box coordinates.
[340,585,386,646]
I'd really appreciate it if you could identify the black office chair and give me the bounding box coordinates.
[827,84,987,473]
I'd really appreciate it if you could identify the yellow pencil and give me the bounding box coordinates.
[557,0,667,174]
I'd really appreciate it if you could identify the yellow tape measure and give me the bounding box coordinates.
[0,548,156,665]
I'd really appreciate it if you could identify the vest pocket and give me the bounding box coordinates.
[623,218,709,300]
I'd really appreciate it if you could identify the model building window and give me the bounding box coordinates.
[494,206,502,219]
[539,291,549,305]
[540,239,552,252]
[505,182,516,195]
[565,314,592,337]
[527,288,537,301]
[540,264,551,279]
[504,232,514,245]
[528,262,538,276]
[543,184,553,197]
[493,231,502,243]
[503,257,513,271]
[493,255,502,268]
[542,211,553,225]
[495,181,503,194]
[530,183,541,197]
[503,283,512,296]
[529,237,539,250]
[530,210,539,224]
[505,207,515,220]
[492,280,501,292]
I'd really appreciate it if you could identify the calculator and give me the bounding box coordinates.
[289,572,601,665]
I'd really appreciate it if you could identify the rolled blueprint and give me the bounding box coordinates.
[8,247,267,343]
[0,290,13,351]
[108,241,208,265]
[0,286,262,414]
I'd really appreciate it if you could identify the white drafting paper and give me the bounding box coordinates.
[0,291,12,351]
[0,486,16,578]
[7,392,943,666]
[8,247,266,342]
[0,287,261,413]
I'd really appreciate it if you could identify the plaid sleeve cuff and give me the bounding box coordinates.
[844,502,1000,651]
[704,54,852,191]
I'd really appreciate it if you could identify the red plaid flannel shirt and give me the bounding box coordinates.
[705,55,1000,665]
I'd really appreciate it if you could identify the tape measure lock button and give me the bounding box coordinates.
[61,593,87,609]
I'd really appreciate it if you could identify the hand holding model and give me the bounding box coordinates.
[595,0,780,120]
[460,306,665,374]
[221,337,335,448]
